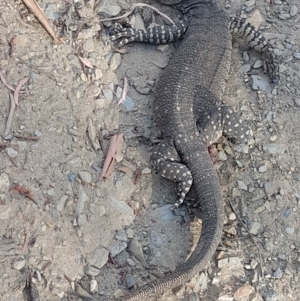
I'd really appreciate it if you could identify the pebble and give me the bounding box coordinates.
[126,274,135,289]
[127,258,136,266]
[90,279,98,293]
[77,214,87,226]
[134,13,146,31]
[263,144,285,155]
[129,237,144,261]
[250,75,270,91]
[76,186,88,214]
[109,197,134,218]
[228,212,236,221]
[264,182,277,195]
[115,229,128,241]
[218,151,227,161]
[294,52,300,60]
[278,13,291,20]
[289,5,298,17]
[258,165,268,173]
[253,60,263,68]
[285,227,294,235]
[142,167,152,174]
[102,87,114,101]
[126,228,134,239]
[86,265,101,276]
[237,180,247,191]
[56,195,68,211]
[157,44,170,52]
[5,147,18,158]
[79,171,92,184]
[34,130,42,136]
[13,259,26,270]
[0,207,10,220]
[243,51,249,62]
[108,241,127,257]
[98,205,106,217]
[249,221,261,235]
[283,208,292,218]
[123,96,135,111]
[91,247,109,269]
[239,63,251,74]
[234,284,255,300]
[0,173,10,193]
[95,0,121,17]
[273,268,282,279]
[110,53,121,70]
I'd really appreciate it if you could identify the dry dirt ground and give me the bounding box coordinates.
[0,0,300,300]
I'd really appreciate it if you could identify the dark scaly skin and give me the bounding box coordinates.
[113,0,279,300]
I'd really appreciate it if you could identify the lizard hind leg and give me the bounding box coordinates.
[151,140,193,207]
[198,105,251,146]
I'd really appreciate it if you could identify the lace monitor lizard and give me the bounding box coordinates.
[110,0,279,300]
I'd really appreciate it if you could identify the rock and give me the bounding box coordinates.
[126,274,135,289]
[108,241,127,257]
[115,229,128,241]
[5,147,18,158]
[79,171,92,184]
[126,228,134,239]
[258,165,268,173]
[0,173,9,193]
[157,204,180,222]
[249,221,261,235]
[264,182,277,195]
[91,247,109,269]
[237,180,247,191]
[76,186,88,214]
[127,258,136,266]
[234,284,255,300]
[294,52,300,60]
[290,5,298,17]
[95,0,121,17]
[243,51,249,62]
[239,64,251,74]
[253,60,263,68]
[13,259,26,270]
[57,195,68,211]
[250,75,270,91]
[217,257,245,282]
[109,197,134,217]
[273,268,282,279]
[0,207,10,220]
[285,227,294,235]
[86,265,101,276]
[110,53,121,70]
[218,151,227,161]
[34,130,42,136]
[90,279,98,293]
[157,44,170,52]
[150,230,168,248]
[77,214,87,226]
[228,213,236,221]
[102,84,114,101]
[142,167,151,174]
[123,96,135,111]
[134,13,146,31]
[262,144,285,155]
[98,205,106,217]
[129,237,144,261]
[278,13,291,20]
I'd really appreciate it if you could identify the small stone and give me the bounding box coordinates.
[283,208,292,218]
[278,13,291,20]
[77,214,87,226]
[249,221,261,235]
[285,227,294,235]
[126,274,135,289]
[263,144,285,155]
[237,180,247,191]
[234,284,255,300]
[102,86,114,101]
[253,60,263,68]
[90,279,98,293]
[224,225,237,236]
[14,259,26,270]
[126,228,134,239]
[86,265,101,276]
[294,52,300,60]
[115,229,128,241]
[95,0,121,16]
[0,207,10,220]
[108,241,127,257]
[239,63,251,74]
[290,5,298,17]
[269,135,277,142]
[57,195,68,211]
[110,53,121,70]
[258,165,268,173]
[150,230,168,248]
[5,147,18,158]
[114,289,124,299]
[264,182,277,195]
[34,130,42,136]
[134,13,146,31]
[79,171,92,184]
[250,75,270,91]
[0,173,10,193]
[76,186,88,214]
[218,151,227,161]
[273,268,282,279]
[91,247,109,269]
[228,213,236,221]
[142,167,151,174]
[243,51,249,62]
[127,258,136,266]
[109,197,134,218]
[250,259,258,269]
[98,205,106,217]
[123,96,135,111]
[157,44,170,52]
[129,237,144,261]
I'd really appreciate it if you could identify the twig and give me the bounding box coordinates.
[118,77,128,105]
[100,134,123,179]
[99,3,175,25]
[21,0,60,43]
[4,93,16,136]
[0,73,15,91]
[14,77,29,106]
[14,135,40,141]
